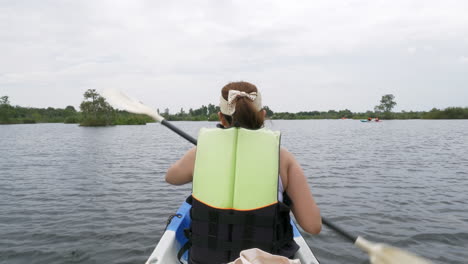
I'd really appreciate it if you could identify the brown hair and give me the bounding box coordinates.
[221,81,265,129]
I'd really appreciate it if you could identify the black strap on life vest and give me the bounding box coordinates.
[191,209,275,228]
[186,195,297,264]
[176,196,193,263]
[177,193,298,264]
[189,233,282,251]
[177,239,191,263]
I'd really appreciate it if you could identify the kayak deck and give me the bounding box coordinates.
[146,202,320,264]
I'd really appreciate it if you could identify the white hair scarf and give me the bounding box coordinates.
[219,90,262,115]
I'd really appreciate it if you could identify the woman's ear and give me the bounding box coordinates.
[261,109,267,118]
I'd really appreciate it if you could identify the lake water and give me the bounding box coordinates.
[1,120,467,264]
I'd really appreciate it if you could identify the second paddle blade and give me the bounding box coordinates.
[355,237,432,264]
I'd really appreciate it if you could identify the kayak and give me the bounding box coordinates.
[145,201,320,264]
[360,120,382,122]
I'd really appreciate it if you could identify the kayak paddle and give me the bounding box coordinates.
[101,88,433,264]
[101,89,196,145]
[322,217,432,264]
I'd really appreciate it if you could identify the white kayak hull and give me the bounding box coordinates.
[146,201,320,264]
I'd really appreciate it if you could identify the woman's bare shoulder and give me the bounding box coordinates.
[279,147,293,189]
[280,146,292,159]
[280,147,297,166]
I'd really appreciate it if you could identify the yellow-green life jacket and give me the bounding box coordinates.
[187,127,298,263]
[193,127,281,210]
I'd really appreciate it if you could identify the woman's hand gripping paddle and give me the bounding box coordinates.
[102,89,433,264]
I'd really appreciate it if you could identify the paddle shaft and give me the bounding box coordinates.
[321,217,357,243]
[160,119,358,243]
[161,119,197,145]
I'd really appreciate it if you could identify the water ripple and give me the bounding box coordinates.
[1,121,467,263]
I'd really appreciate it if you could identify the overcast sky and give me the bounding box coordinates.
[1,0,467,113]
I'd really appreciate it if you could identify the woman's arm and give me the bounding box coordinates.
[165,147,196,185]
[281,148,322,234]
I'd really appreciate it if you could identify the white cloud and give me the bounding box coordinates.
[459,56,468,64]
[407,47,417,54]
[1,0,468,111]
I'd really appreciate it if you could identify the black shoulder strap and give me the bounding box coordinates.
[177,240,192,264]
[177,228,192,263]
[176,195,194,263]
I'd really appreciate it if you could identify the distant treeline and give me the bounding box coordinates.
[159,104,222,121]
[270,107,468,120]
[162,106,468,121]
[1,94,468,125]
[0,95,152,125]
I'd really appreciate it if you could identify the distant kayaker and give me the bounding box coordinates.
[367,117,372,121]
[165,81,321,264]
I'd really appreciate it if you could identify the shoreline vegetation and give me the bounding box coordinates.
[1,92,467,126]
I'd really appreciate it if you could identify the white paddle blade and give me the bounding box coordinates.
[355,237,432,264]
[101,89,164,122]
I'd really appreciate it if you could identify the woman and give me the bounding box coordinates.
[166,82,321,264]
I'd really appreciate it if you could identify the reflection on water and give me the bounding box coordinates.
[1,120,467,264]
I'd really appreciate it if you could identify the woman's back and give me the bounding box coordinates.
[165,81,321,263]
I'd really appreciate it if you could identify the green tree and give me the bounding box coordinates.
[0,96,12,123]
[1,96,10,105]
[207,104,217,116]
[178,107,185,116]
[63,105,79,123]
[79,89,114,126]
[263,105,274,117]
[374,94,396,119]
[375,94,397,113]
[208,113,218,121]
[338,109,353,118]
[65,105,76,112]
[162,108,170,118]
